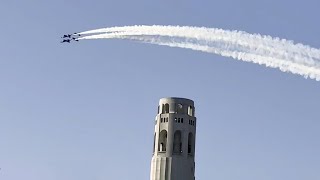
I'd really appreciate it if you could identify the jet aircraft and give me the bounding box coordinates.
[60,37,79,43]
[62,34,72,38]
[61,39,71,43]
[61,32,80,43]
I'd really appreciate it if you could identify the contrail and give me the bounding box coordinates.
[77,25,320,81]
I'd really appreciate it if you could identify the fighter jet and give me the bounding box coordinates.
[72,37,79,41]
[73,32,81,36]
[62,34,72,38]
[60,38,79,43]
[61,39,71,43]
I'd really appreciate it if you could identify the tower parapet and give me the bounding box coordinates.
[150,97,196,180]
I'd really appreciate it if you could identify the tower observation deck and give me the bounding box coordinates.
[150,97,196,180]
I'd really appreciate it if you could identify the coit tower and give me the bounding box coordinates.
[150,97,196,180]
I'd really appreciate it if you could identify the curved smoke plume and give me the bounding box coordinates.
[77,25,320,81]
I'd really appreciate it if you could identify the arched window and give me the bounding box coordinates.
[173,130,182,154]
[188,133,194,155]
[161,104,165,114]
[164,103,169,113]
[188,106,194,116]
[158,130,167,152]
[177,104,183,114]
[157,106,160,114]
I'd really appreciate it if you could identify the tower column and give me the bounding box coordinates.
[150,97,197,180]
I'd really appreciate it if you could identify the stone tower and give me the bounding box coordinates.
[150,97,196,180]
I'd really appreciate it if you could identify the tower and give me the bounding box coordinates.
[150,97,196,180]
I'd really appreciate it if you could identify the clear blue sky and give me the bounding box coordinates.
[1,0,320,180]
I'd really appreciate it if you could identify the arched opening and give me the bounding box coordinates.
[188,132,194,155]
[177,104,183,114]
[161,104,165,114]
[173,130,182,154]
[164,103,169,113]
[158,130,167,152]
[188,106,194,116]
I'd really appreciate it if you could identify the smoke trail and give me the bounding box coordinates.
[77,25,320,81]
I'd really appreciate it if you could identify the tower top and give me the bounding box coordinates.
[158,97,195,116]
[159,97,194,106]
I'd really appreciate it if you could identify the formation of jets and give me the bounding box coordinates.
[61,32,80,43]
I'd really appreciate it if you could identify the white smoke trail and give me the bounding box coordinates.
[78,25,320,81]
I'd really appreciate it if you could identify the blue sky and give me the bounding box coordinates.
[1,0,320,180]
